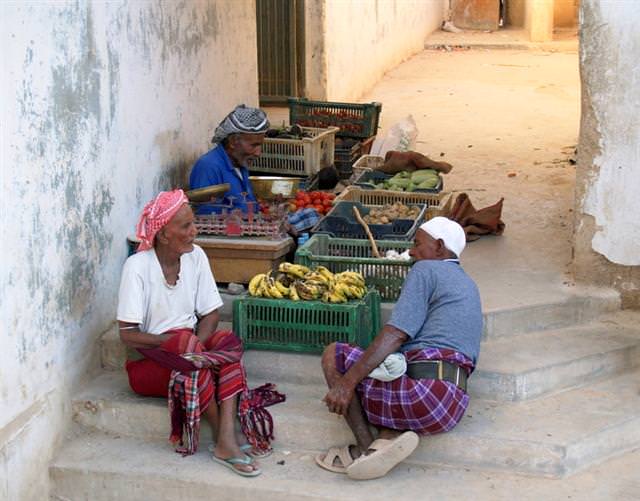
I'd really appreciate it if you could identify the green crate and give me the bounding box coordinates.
[296,234,415,302]
[288,98,382,139]
[233,289,381,353]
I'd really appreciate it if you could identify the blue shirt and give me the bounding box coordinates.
[189,145,257,214]
[387,259,483,364]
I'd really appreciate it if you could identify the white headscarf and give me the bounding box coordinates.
[419,217,466,258]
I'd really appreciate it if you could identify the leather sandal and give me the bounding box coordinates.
[315,445,357,474]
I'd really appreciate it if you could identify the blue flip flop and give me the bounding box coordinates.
[212,454,261,477]
[240,444,273,459]
[208,443,273,459]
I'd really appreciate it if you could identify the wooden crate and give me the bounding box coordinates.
[196,236,294,284]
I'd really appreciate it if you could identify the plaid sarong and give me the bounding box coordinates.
[166,330,245,455]
[137,330,246,456]
[335,343,474,435]
[136,330,284,456]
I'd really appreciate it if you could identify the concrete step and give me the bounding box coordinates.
[100,288,621,371]
[71,368,640,478]
[243,311,640,401]
[48,430,640,501]
[96,312,640,403]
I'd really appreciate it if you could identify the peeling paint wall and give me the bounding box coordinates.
[0,1,258,497]
[306,0,444,102]
[574,0,640,308]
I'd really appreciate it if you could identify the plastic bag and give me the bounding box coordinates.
[371,115,419,157]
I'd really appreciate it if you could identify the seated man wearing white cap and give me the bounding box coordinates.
[316,217,482,480]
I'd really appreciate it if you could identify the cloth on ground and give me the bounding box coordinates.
[336,343,473,434]
[443,193,505,242]
[377,151,453,175]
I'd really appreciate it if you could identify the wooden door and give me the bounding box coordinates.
[451,0,500,31]
[256,0,305,104]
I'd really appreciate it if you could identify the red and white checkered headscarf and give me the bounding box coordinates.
[135,189,189,251]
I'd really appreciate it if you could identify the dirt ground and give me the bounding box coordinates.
[363,44,579,259]
[267,36,582,308]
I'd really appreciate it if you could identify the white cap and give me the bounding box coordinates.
[419,217,466,258]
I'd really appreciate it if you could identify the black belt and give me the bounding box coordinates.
[406,360,468,392]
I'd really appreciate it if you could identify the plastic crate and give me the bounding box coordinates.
[354,170,443,194]
[250,126,338,177]
[335,187,442,211]
[233,289,381,353]
[311,201,426,241]
[351,154,385,182]
[288,98,382,139]
[193,213,287,238]
[335,141,361,180]
[296,234,415,301]
[335,136,376,181]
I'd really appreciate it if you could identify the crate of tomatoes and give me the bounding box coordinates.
[289,190,336,216]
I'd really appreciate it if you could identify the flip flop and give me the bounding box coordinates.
[212,454,261,477]
[346,431,419,480]
[240,444,273,459]
[315,445,357,474]
[208,443,273,459]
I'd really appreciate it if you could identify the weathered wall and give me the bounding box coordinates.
[305,0,445,101]
[0,1,258,498]
[573,0,640,308]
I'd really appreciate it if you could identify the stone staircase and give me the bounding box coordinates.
[50,289,640,500]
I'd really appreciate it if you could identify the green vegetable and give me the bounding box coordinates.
[417,178,439,189]
[411,169,439,184]
[387,177,411,189]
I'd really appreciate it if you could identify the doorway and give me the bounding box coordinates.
[256,0,305,104]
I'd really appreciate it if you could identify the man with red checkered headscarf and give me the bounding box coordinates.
[117,189,266,477]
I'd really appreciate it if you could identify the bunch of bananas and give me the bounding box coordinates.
[248,263,367,304]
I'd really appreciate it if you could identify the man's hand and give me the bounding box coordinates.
[322,376,356,416]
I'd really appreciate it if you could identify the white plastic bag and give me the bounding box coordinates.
[371,115,419,157]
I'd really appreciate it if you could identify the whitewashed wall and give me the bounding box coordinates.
[0,1,258,498]
[305,0,445,101]
[574,0,640,307]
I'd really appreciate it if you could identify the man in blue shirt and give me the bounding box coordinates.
[190,105,270,214]
[316,217,482,480]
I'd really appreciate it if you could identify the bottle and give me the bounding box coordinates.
[298,232,309,246]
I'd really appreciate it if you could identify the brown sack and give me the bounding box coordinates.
[377,151,453,175]
[444,193,505,242]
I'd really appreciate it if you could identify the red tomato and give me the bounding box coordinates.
[323,199,332,208]
[327,193,336,200]
[295,200,305,209]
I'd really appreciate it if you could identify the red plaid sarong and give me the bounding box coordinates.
[126,329,285,456]
[335,343,474,435]
[126,330,246,455]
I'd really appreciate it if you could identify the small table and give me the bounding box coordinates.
[196,235,295,284]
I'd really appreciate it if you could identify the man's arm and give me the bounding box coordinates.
[195,309,220,343]
[323,325,408,416]
[118,321,172,348]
